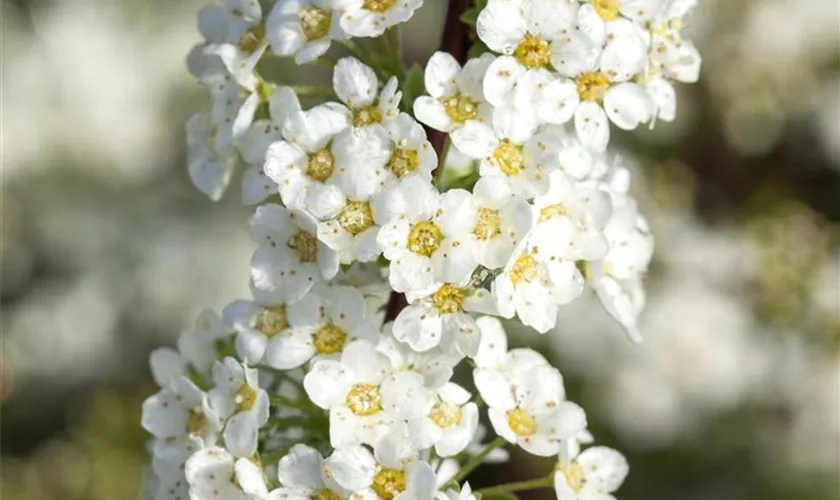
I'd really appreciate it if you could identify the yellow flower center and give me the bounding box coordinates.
[235,382,258,413]
[407,220,443,257]
[507,407,536,437]
[353,105,383,127]
[432,284,465,314]
[576,72,611,102]
[388,148,419,178]
[312,489,341,500]
[186,407,208,436]
[514,32,551,69]
[563,462,587,492]
[306,148,335,181]
[254,305,288,337]
[592,0,619,21]
[363,0,397,12]
[338,201,375,236]
[474,208,501,240]
[442,94,479,123]
[372,468,406,500]
[538,204,568,222]
[312,324,347,354]
[300,6,332,41]
[429,401,463,428]
[345,383,382,416]
[293,230,319,263]
[493,139,525,176]
[509,254,538,285]
[239,23,266,54]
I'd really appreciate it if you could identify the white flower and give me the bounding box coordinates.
[265,285,379,369]
[186,111,238,201]
[333,57,401,127]
[480,362,587,456]
[376,325,461,389]
[379,113,437,185]
[551,17,653,151]
[407,382,480,457]
[303,340,433,448]
[468,176,534,269]
[249,203,341,303]
[266,0,346,64]
[554,446,629,500]
[310,128,392,263]
[263,100,351,210]
[477,0,581,127]
[270,444,354,499]
[413,52,495,133]
[208,357,270,457]
[377,177,479,294]
[393,281,493,356]
[450,120,551,199]
[472,315,548,377]
[148,347,187,388]
[339,0,424,38]
[437,482,476,500]
[141,376,221,455]
[590,188,653,342]
[531,170,613,261]
[185,446,269,500]
[198,0,263,46]
[238,87,304,204]
[577,0,664,47]
[326,435,439,500]
[207,43,268,149]
[493,220,586,333]
[239,120,283,204]
[178,309,236,376]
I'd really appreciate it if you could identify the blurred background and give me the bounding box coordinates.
[0,0,837,498]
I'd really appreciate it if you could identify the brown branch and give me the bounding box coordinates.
[384,0,474,323]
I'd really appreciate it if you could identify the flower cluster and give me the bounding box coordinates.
[145,0,701,498]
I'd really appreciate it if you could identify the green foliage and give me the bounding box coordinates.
[400,63,426,112]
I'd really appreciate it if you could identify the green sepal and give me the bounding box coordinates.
[400,63,426,112]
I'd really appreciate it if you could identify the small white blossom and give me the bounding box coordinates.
[263,100,351,210]
[333,57,401,127]
[377,177,478,294]
[270,444,353,499]
[414,52,495,133]
[339,0,424,38]
[208,357,270,457]
[249,203,341,303]
[266,0,346,64]
[185,446,269,500]
[480,362,587,456]
[304,340,433,448]
[186,111,238,201]
[554,445,629,500]
[178,309,236,376]
[327,434,439,500]
[198,0,263,46]
[266,285,379,369]
[450,120,551,199]
[142,376,222,464]
[376,325,461,389]
[407,382,479,457]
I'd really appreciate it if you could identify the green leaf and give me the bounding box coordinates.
[479,494,520,500]
[467,40,491,59]
[460,7,480,26]
[474,0,488,10]
[400,63,426,111]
